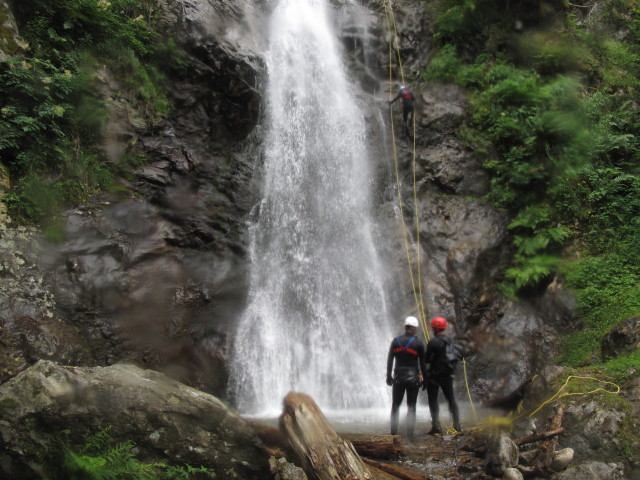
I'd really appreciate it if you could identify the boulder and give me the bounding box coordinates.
[270,456,309,480]
[563,399,626,461]
[484,430,519,476]
[0,360,270,479]
[503,467,524,480]
[601,315,640,361]
[551,447,575,472]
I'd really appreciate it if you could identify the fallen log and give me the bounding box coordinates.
[362,458,427,480]
[340,434,404,460]
[280,392,372,480]
[251,422,406,460]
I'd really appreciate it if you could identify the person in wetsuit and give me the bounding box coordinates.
[389,84,415,138]
[425,316,462,434]
[386,316,428,441]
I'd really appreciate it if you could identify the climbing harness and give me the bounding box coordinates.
[393,336,419,356]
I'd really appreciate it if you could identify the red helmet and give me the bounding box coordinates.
[431,317,447,329]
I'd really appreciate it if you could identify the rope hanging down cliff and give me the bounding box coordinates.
[382,0,428,340]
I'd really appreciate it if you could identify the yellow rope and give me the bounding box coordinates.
[382,0,428,341]
[383,0,431,341]
[527,375,621,418]
[463,358,479,424]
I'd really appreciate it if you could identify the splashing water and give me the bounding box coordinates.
[230,0,392,414]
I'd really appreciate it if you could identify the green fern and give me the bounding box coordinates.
[42,426,208,480]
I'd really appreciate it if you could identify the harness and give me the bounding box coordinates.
[393,336,418,356]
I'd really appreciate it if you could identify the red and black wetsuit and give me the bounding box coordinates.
[389,88,415,137]
[386,333,427,439]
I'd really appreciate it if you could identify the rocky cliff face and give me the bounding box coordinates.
[0,0,266,397]
[0,0,579,404]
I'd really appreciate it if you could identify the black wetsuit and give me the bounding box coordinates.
[425,334,461,432]
[386,332,428,439]
[389,88,415,137]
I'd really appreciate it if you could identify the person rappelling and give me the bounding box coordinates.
[425,316,463,434]
[389,84,415,139]
[386,316,428,442]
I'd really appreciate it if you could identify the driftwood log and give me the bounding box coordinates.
[340,434,404,460]
[280,392,373,480]
[362,458,427,480]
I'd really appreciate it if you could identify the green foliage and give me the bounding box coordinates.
[42,426,209,480]
[1,0,183,223]
[601,349,640,382]
[426,0,640,380]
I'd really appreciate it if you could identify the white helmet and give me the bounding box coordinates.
[404,316,419,328]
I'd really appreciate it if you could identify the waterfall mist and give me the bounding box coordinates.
[230,0,392,414]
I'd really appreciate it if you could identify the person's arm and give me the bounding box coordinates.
[388,92,401,105]
[386,342,395,385]
[424,339,434,368]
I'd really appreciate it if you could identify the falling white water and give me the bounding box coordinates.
[230,0,392,414]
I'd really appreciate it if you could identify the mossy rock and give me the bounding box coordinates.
[0,1,20,58]
[0,162,10,213]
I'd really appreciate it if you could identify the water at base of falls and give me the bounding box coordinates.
[229,0,392,414]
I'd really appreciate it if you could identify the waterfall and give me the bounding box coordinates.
[230,0,392,414]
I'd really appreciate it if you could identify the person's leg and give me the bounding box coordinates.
[390,383,406,435]
[402,107,409,136]
[440,375,461,431]
[426,379,442,434]
[405,385,420,441]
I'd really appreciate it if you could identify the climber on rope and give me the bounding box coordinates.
[386,316,428,442]
[425,316,463,434]
[389,84,415,139]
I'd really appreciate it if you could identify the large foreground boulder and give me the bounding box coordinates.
[0,360,269,479]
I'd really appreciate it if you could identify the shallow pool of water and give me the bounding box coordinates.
[243,400,484,435]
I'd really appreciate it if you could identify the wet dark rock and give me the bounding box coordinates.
[418,83,467,136]
[0,360,270,480]
[416,137,489,196]
[601,315,640,361]
[417,193,510,331]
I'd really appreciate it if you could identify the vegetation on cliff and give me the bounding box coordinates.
[423,0,639,375]
[0,0,182,224]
